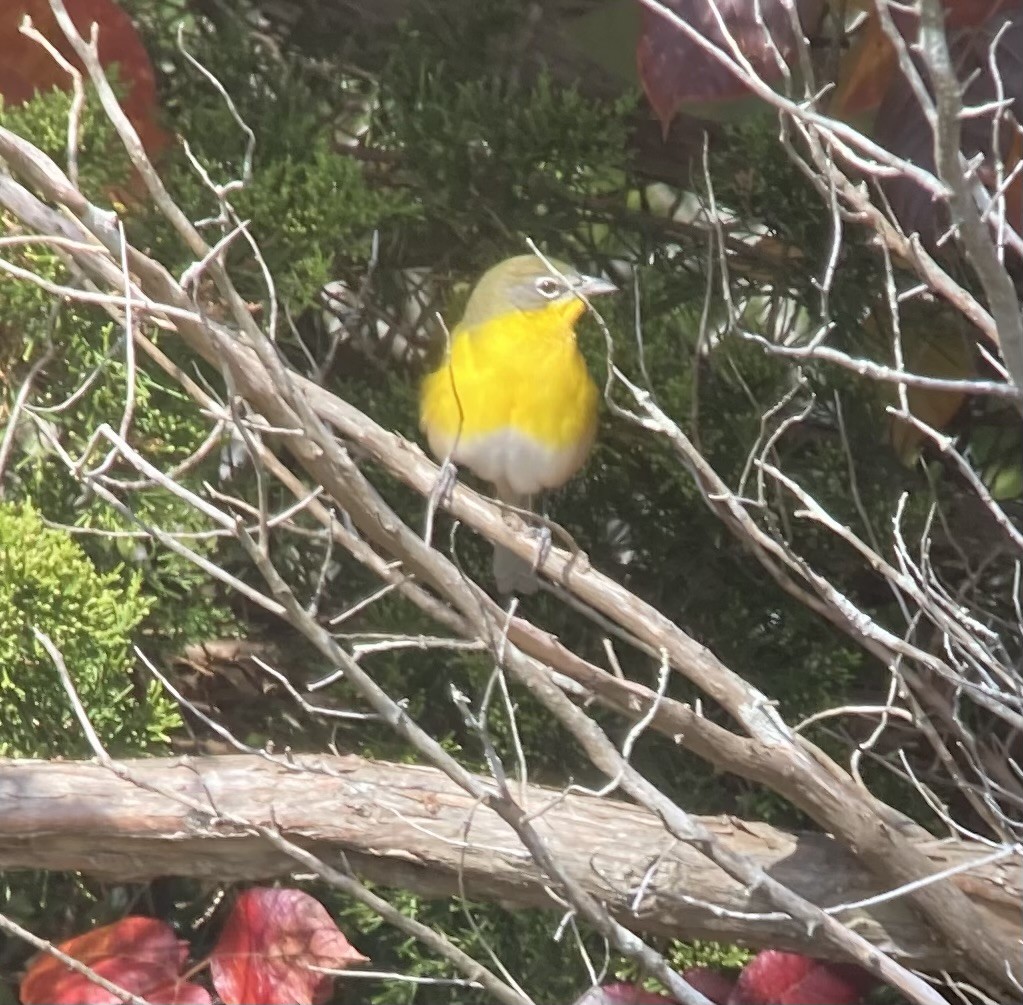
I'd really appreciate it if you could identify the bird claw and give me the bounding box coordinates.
[566,546,591,575]
[527,523,554,574]
[435,459,459,501]
[423,459,458,547]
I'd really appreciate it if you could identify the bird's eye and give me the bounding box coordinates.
[535,277,561,299]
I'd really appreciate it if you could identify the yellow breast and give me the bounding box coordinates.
[419,302,599,496]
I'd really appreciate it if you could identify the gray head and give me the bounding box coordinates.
[459,254,617,328]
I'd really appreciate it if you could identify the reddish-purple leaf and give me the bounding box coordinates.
[874,6,1023,245]
[570,971,737,1005]
[833,13,901,118]
[829,0,1022,117]
[210,887,368,1005]
[20,916,211,1005]
[944,0,1021,28]
[728,951,874,1005]
[682,967,737,1004]
[0,0,166,154]
[127,980,212,1005]
[635,0,825,130]
[572,982,675,1004]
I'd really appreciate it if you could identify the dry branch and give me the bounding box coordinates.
[1,2,1021,995]
[0,752,1018,969]
[0,122,1016,997]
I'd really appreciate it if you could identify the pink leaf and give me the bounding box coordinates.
[728,951,874,1005]
[135,980,213,1005]
[682,967,737,1004]
[944,0,1021,29]
[572,982,675,1004]
[571,973,739,1005]
[635,0,825,130]
[0,0,166,154]
[210,887,368,1005]
[874,6,1023,245]
[20,917,210,1005]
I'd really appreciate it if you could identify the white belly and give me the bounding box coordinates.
[428,426,591,498]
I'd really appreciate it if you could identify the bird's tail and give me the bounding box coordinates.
[492,483,540,596]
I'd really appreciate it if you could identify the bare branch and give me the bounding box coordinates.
[0,753,1016,970]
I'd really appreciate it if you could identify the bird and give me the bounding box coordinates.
[419,253,617,593]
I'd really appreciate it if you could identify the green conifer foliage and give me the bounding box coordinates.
[0,502,179,757]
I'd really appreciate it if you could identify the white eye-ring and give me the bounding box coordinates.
[535,276,561,299]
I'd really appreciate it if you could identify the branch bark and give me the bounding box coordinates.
[0,753,1017,970]
[0,124,1016,995]
[916,0,1023,398]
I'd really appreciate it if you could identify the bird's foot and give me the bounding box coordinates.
[564,545,591,577]
[493,523,552,596]
[424,459,458,546]
[526,523,554,574]
[435,458,459,499]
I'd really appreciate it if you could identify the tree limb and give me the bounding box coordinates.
[0,753,1017,970]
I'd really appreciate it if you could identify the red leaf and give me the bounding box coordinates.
[832,13,900,118]
[134,982,211,1005]
[828,1,1023,117]
[571,973,738,1005]
[874,6,1023,245]
[728,951,874,1005]
[210,887,368,1005]
[682,967,737,1005]
[0,0,166,154]
[635,0,825,130]
[572,982,675,1004]
[944,0,1021,29]
[20,916,211,1005]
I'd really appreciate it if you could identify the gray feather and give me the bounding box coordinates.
[492,483,540,595]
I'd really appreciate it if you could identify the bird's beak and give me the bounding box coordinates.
[576,274,618,298]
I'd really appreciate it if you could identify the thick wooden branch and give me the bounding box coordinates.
[0,120,1018,990]
[1,753,1017,968]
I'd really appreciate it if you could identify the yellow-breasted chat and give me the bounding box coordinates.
[419,254,617,593]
